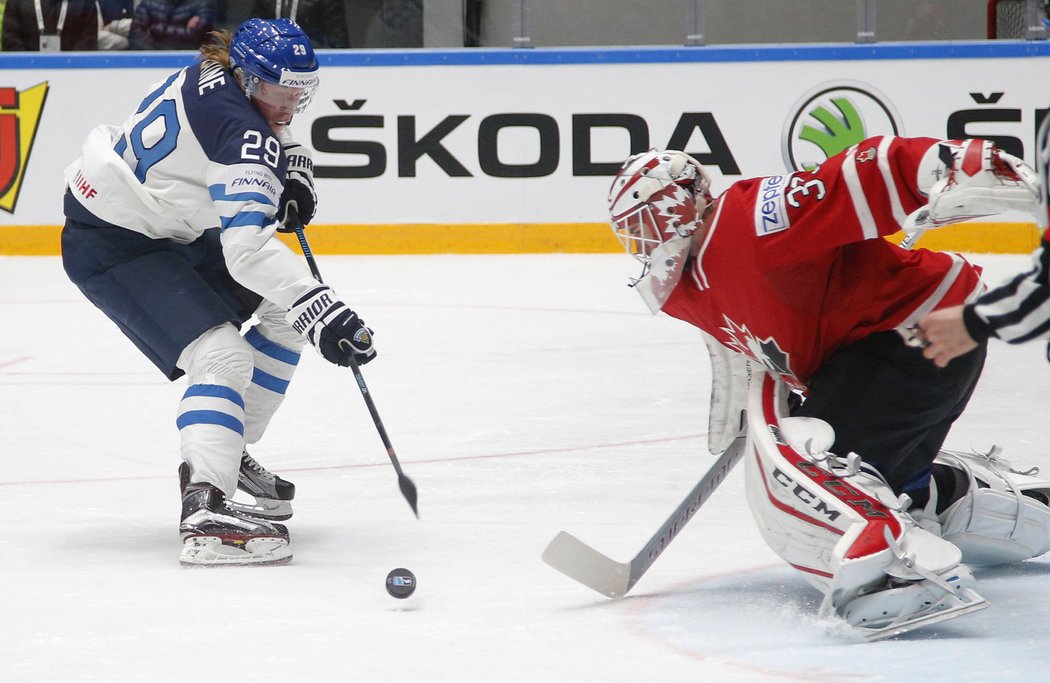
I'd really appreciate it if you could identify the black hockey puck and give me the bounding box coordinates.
[385,568,416,599]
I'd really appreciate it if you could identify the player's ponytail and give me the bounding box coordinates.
[198,30,234,69]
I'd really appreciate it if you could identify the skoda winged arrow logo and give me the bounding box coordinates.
[782,81,903,172]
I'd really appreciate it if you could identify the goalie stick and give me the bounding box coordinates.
[287,207,420,519]
[542,428,746,598]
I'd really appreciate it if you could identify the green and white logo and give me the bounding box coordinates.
[782,81,904,171]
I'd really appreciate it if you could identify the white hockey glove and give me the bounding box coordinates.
[703,330,751,455]
[903,139,1039,233]
[287,286,376,367]
[277,143,317,230]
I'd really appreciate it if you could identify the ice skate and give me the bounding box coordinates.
[179,481,292,567]
[839,558,988,641]
[231,450,296,521]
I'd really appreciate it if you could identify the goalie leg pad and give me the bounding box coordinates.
[703,330,752,455]
[745,370,986,637]
[916,448,1050,566]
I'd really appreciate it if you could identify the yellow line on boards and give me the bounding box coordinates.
[883,221,1043,253]
[0,221,1040,256]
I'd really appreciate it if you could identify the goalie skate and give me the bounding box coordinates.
[179,482,292,567]
[838,536,989,641]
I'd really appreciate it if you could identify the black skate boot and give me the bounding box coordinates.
[179,479,292,567]
[228,450,295,521]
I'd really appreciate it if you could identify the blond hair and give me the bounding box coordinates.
[198,30,234,69]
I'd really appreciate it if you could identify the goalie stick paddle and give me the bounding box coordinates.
[542,429,747,598]
[287,207,421,519]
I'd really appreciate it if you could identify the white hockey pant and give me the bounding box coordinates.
[743,370,975,627]
[914,447,1050,566]
[175,302,304,498]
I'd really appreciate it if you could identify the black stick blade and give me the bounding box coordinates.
[399,473,420,519]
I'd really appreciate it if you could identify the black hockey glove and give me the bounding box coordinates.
[286,286,376,367]
[277,143,317,231]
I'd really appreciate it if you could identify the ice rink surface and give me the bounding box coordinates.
[3,252,1050,682]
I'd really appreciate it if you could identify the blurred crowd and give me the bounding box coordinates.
[0,0,423,51]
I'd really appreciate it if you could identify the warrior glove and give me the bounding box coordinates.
[287,286,376,366]
[278,143,317,229]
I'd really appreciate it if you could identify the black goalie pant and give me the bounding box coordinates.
[792,330,986,501]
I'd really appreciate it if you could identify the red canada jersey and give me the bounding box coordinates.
[662,136,985,390]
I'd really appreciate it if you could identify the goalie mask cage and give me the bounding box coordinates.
[988,0,1048,38]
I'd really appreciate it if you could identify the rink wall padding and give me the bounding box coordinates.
[0,221,1036,256]
[2,43,1049,254]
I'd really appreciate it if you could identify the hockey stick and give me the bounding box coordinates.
[541,428,747,598]
[287,207,421,519]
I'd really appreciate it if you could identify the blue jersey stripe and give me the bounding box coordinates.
[182,383,245,409]
[251,367,291,395]
[220,211,270,231]
[176,409,245,435]
[245,327,302,365]
[209,184,277,206]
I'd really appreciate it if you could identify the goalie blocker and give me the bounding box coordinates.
[744,369,1050,639]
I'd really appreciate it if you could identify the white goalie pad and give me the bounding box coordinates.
[703,331,751,455]
[904,138,1040,233]
[915,447,1050,566]
[743,369,988,638]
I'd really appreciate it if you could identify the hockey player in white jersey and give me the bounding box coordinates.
[61,19,373,566]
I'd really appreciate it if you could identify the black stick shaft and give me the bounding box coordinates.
[287,207,420,518]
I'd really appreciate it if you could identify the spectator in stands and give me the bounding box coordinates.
[377,0,421,47]
[1,0,100,51]
[98,0,133,49]
[130,0,215,50]
[250,0,348,48]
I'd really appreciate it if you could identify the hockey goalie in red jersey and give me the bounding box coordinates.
[608,137,1050,638]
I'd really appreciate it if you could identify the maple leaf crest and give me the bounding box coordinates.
[718,315,799,384]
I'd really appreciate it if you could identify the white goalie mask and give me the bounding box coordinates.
[607,150,714,313]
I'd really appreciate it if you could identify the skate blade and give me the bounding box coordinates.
[857,588,990,641]
[179,536,293,567]
[227,497,293,521]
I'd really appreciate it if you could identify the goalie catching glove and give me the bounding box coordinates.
[277,143,317,229]
[904,138,1039,233]
[287,286,376,366]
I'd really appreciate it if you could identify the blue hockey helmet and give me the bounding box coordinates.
[230,18,320,114]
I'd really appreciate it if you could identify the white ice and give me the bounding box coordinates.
[3,252,1050,682]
